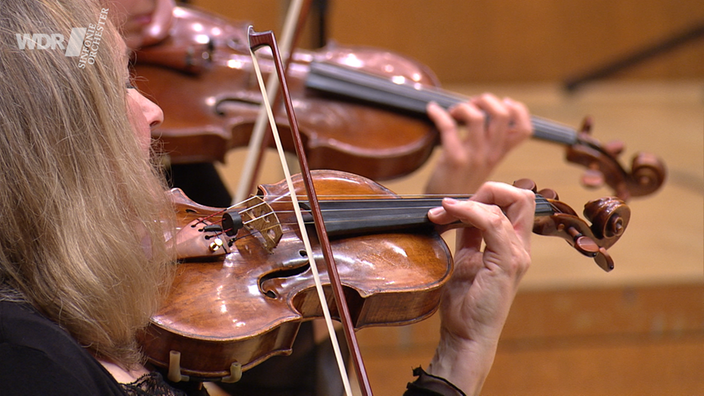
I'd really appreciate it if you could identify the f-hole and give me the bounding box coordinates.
[259,250,310,298]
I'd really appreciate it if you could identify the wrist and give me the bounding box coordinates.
[427,333,499,396]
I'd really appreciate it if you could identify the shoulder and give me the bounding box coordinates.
[0,300,125,396]
[0,300,88,366]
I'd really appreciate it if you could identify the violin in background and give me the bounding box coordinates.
[133,4,666,201]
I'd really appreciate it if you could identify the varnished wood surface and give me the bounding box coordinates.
[215,80,704,395]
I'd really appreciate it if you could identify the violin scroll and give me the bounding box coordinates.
[583,197,629,241]
[514,178,630,272]
[569,118,667,201]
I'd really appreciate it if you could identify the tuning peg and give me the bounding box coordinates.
[513,178,537,192]
[581,168,605,189]
[604,140,625,156]
[595,247,615,272]
[565,225,615,272]
[537,188,559,200]
[566,226,599,254]
[580,116,593,134]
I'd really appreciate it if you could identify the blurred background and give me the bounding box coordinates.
[180,1,703,394]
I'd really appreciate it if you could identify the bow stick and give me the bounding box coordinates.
[248,27,373,396]
[234,0,313,204]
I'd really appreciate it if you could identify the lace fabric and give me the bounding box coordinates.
[120,372,188,396]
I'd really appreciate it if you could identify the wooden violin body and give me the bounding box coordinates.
[139,170,630,381]
[139,171,452,380]
[135,5,440,181]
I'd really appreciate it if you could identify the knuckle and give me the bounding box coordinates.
[479,92,498,102]
[454,102,485,123]
[509,252,531,275]
[486,206,506,227]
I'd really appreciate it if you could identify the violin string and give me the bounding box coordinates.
[241,197,454,208]
[191,194,557,234]
[189,198,564,252]
[182,195,262,226]
[200,199,564,259]
[238,202,442,227]
[234,192,561,207]
[232,195,465,220]
[194,193,558,243]
[547,200,561,213]
[309,61,579,146]
[236,195,556,214]
[237,193,474,204]
[531,117,575,134]
[238,204,559,231]
[230,194,473,221]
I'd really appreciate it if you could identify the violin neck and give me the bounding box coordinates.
[306,62,578,146]
[302,195,554,237]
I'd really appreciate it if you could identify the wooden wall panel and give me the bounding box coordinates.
[356,283,704,395]
[190,0,704,83]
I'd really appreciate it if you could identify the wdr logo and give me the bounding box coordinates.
[15,28,87,57]
[15,8,109,69]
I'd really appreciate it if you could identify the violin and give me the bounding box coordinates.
[135,6,439,182]
[133,5,666,201]
[137,169,630,382]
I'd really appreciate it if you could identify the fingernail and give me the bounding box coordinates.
[428,206,444,216]
[443,197,459,206]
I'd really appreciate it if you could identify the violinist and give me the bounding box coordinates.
[0,0,177,394]
[0,1,536,395]
[109,0,533,395]
[106,1,533,395]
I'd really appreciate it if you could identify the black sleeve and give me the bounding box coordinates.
[0,343,101,396]
[404,367,467,396]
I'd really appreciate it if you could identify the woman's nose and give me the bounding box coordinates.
[140,93,164,130]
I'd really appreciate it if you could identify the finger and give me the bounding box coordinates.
[427,198,458,225]
[447,101,486,151]
[469,182,536,248]
[452,226,484,278]
[428,185,534,233]
[427,102,465,160]
[439,198,525,266]
[429,198,515,246]
[471,93,511,159]
[502,97,532,148]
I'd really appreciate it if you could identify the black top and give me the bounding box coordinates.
[0,300,463,395]
[0,300,185,396]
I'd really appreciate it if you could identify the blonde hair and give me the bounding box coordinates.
[0,0,175,367]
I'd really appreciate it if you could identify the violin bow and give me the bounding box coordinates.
[234,0,313,204]
[247,27,373,396]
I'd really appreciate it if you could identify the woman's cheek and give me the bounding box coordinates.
[126,92,152,156]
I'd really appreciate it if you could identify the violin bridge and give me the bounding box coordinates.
[241,196,283,252]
